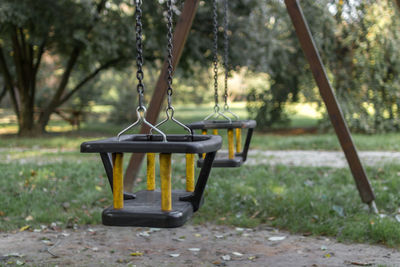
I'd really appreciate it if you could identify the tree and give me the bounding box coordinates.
[0,0,138,135]
[246,0,400,133]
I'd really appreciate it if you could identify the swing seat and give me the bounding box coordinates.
[102,190,193,228]
[187,120,256,168]
[81,134,221,228]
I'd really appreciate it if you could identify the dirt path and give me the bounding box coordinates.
[246,150,400,168]
[4,148,400,168]
[1,223,399,266]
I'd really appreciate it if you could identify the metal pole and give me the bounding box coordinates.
[284,0,377,211]
[124,0,200,191]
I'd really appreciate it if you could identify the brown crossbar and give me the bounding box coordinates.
[124,0,201,190]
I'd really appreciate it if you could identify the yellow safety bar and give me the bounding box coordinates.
[228,129,234,159]
[212,129,219,135]
[112,153,124,209]
[235,128,242,153]
[160,153,172,211]
[186,154,195,192]
[201,130,207,159]
[146,153,156,191]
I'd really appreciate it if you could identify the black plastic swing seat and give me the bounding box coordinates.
[186,120,256,168]
[102,190,194,228]
[187,119,256,130]
[81,134,222,154]
[197,155,243,168]
[80,133,221,228]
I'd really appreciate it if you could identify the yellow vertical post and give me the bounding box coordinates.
[235,128,242,153]
[146,153,156,190]
[112,153,124,209]
[185,154,195,192]
[160,153,172,211]
[202,130,207,159]
[212,129,219,135]
[228,129,234,159]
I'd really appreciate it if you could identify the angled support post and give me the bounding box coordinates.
[124,0,201,191]
[284,0,377,212]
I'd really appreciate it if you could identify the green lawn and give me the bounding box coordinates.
[1,103,400,151]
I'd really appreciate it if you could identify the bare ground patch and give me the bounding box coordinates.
[1,224,399,266]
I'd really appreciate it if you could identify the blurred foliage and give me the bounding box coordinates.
[1,0,400,134]
[246,0,400,133]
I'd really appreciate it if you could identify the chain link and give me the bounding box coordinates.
[223,0,229,107]
[135,0,144,108]
[166,0,174,109]
[212,0,219,107]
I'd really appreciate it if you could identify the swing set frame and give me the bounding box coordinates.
[123,0,377,211]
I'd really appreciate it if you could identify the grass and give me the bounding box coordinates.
[1,152,400,247]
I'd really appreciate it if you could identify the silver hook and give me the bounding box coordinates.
[222,104,239,120]
[117,106,167,142]
[204,105,232,122]
[151,106,193,135]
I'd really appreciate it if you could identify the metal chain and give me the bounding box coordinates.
[223,0,229,108]
[212,0,219,107]
[166,0,174,109]
[135,0,144,109]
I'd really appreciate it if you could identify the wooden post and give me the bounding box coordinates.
[284,0,376,206]
[396,0,400,11]
[124,0,201,191]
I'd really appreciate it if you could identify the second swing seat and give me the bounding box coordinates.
[187,120,256,168]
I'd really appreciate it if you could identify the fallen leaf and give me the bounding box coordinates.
[3,253,24,258]
[320,245,327,251]
[324,253,331,258]
[332,205,344,217]
[130,251,143,256]
[169,254,180,258]
[248,256,256,260]
[268,236,286,241]
[221,255,231,261]
[0,211,5,216]
[16,260,24,266]
[215,235,224,239]
[344,261,373,266]
[188,248,200,252]
[41,240,53,245]
[138,231,150,237]
[232,252,243,257]
[194,233,201,237]
[25,215,34,221]
[19,225,30,232]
